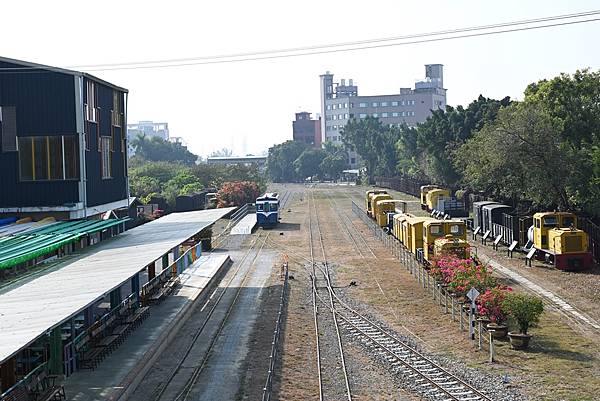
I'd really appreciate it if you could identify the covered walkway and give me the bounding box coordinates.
[0,208,234,395]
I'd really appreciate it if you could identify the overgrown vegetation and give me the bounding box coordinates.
[340,69,600,215]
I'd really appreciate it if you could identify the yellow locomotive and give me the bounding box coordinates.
[366,190,389,217]
[530,212,593,270]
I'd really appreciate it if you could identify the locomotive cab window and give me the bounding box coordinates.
[256,203,264,212]
[543,216,557,227]
[270,202,278,212]
[429,225,443,236]
[450,224,464,235]
[562,216,575,227]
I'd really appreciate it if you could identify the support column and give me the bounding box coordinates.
[162,254,169,271]
[0,357,16,392]
[131,273,140,302]
[148,262,156,281]
[109,287,122,309]
[48,327,63,375]
[173,246,182,275]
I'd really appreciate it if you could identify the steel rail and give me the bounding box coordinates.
[309,190,353,401]
[175,232,271,401]
[148,232,265,401]
[307,190,324,401]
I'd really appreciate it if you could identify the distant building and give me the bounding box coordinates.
[292,112,321,147]
[127,121,169,155]
[0,56,130,219]
[319,64,447,168]
[206,155,267,168]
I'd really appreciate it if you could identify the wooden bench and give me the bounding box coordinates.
[77,347,103,370]
[31,370,65,401]
[124,306,150,328]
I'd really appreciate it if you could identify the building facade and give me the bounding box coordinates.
[127,120,169,155]
[319,64,446,168]
[292,112,321,147]
[0,56,129,219]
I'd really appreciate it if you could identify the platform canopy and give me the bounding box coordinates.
[0,207,234,364]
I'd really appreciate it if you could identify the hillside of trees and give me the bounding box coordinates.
[340,69,600,215]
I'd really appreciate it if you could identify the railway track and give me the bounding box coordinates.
[308,190,353,401]
[146,232,270,401]
[312,187,494,401]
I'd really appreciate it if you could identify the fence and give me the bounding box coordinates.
[351,201,497,361]
[261,262,289,401]
[579,217,600,263]
[374,175,426,198]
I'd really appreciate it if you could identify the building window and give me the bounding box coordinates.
[344,103,348,108]
[344,113,348,119]
[111,91,123,127]
[411,100,416,105]
[326,105,331,110]
[401,100,406,106]
[372,102,378,107]
[392,112,399,117]
[85,81,97,122]
[101,136,112,179]
[350,157,356,164]
[359,113,367,118]
[0,106,17,152]
[349,103,354,108]
[18,135,79,181]
[359,102,367,108]
[402,111,406,117]
[411,111,416,116]
[333,115,337,120]
[338,103,343,109]
[338,114,343,120]
[382,112,388,117]
[372,113,378,118]
[392,101,399,106]
[349,113,354,118]
[381,101,388,107]
[332,104,337,110]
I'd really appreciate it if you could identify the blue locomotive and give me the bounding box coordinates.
[256,193,280,227]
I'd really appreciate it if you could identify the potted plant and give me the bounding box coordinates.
[502,293,544,349]
[477,285,512,339]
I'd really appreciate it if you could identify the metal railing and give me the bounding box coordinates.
[261,262,289,401]
[0,362,48,400]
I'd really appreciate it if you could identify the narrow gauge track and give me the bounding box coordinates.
[148,232,270,401]
[310,188,495,401]
[308,190,353,401]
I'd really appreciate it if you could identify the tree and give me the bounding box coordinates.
[524,70,600,214]
[456,102,572,209]
[293,148,326,181]
[131,134,198,165]
[341,117,391,183]
[210,148,233,157]
[266,140,309,182]
[414,95,510,187]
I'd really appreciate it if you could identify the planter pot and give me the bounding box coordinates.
[508,332,532,349]
[477,317,491,327]
[486,323,509,340]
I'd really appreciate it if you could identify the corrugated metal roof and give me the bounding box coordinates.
[0,207,234,363]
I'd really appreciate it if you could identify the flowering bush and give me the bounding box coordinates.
[476,285,513,324]
[447,260,496,298]
[217,181,261,207]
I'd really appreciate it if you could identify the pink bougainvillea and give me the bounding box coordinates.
[476,285,513,323]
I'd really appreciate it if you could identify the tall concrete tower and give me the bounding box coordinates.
[319,72,334,145]
[425,64,444,88]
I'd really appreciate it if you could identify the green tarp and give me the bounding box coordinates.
[0,218,129,270]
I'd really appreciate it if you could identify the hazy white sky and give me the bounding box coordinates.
[2,1,600,157]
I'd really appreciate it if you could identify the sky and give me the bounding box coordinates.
[2,1,600,157]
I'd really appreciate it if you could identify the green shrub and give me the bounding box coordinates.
[502,293,544,334]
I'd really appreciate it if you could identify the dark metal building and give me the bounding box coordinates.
[292,112,321,147]
[0,56,129,219]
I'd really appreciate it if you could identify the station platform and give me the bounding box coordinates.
[63,252,231,401]
[230,213,257,235]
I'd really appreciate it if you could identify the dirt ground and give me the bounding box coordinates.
[259,184,600,401]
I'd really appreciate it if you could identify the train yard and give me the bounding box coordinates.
[4,184,600,401]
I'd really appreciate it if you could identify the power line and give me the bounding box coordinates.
[66,9,600,69]
[0,10,599,73]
